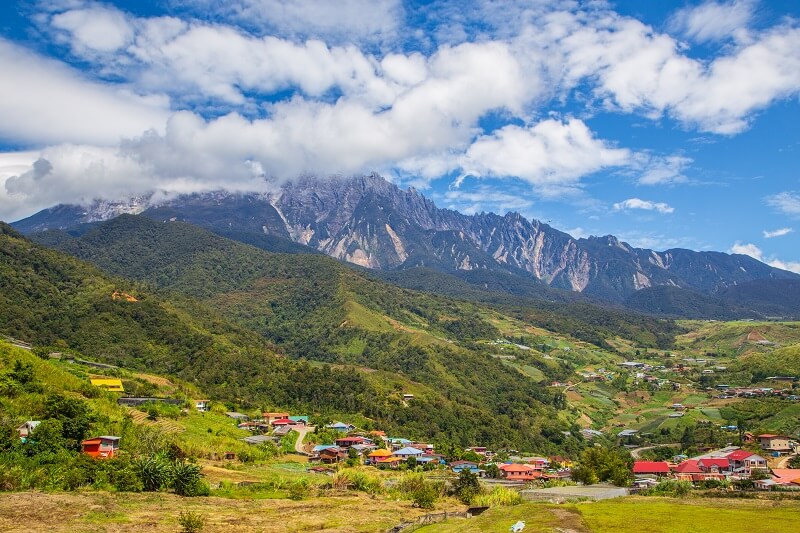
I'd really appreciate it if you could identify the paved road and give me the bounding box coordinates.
[630,443,680,459]
[292,425,315,455]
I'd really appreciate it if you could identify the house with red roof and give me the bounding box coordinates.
[726,450,767,476]
[697,458,730,474]
[770,469,800,486]
[672,459,702,481]
[271,418,294,427]
[335,436,369,448]
[499,463,541,481]
[81,436,120,459]
[633,461,671,476]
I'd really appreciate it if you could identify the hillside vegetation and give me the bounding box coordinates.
[2,222,576,449]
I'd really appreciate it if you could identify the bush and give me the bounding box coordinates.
[288,479,310,500]
[641,479,692,497]
[451,470,482,504]
[412,482,439,509]
[135,455,171,492]
[170,460,205,497]
[471,487,522,507]
[178,511,205,533]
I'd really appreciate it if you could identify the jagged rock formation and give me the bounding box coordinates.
[12,173,798,303]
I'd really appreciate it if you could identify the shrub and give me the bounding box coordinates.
[471,487,522,507]
[411,482,438,509]
[134,455,170,492]
[288,479,310,500]
[641,479,692,497]
[170,460,205,497]
[451,469,482,504]
[178,511,205,533]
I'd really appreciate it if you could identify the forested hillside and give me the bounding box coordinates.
[1,222,577,450]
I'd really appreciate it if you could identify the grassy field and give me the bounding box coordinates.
[417,497,800,533]
[0,490,433,533]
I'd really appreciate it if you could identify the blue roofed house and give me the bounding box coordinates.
[450,460,484,476]
[388,437,413,450]
[394,446,424,460]
[326,422,355,432]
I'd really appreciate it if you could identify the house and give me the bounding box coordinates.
[402,393,415,401]
[758,434,793,454]
[17,421,40,439]
[375,456,402,468]
[417,454,446,465]
[335,436,368,448]
[117,397,183,408]
[326,421,355,432]
[242,435,276,445]
[223,451,236,461]
[394,446,424,460]
[272,425,292,437]
[632,461,671,476]
[319,447,345,464]
[262,412,290,423]
[90,378,124,393]
[697,458,730,474]
[225,412,249,421]
[271,418,294,427]
[580,429,603,439]
[350,444,375,456]
[549,456,573,468]
[672,459,703,481]
[617,429,639,438]
[195,400,210,412]
[450,461,483,475]
[81,436,120,459]
[388,437,413,449]
[289,416,309,425]
[499,463,541,481]
[366,448,393,464]
[770,469,800,486]
[726,450,767,476]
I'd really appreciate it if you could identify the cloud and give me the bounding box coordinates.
[669,1,755,43]
[613,198,675,214]
[0,38,169,146]
[766,191,800,216]
[763,227,793,238]
[168,0,403,44]
[730,241,800,273]
[51,4,134,54]
[634,154,692,185]
[458,118,631,191]
[437,183,534,215]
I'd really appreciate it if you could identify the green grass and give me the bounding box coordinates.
[418,498,800,533]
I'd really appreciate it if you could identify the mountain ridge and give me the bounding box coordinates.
[11,174,798,306]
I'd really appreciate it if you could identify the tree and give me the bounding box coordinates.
[788,455,800,469]
[484,463,501,479]
[43,393,92,450]
[406,456,417,469]
[571,447,633,487]
[412,482,438,509]
[451,469,482,504]
[28,419,65,455]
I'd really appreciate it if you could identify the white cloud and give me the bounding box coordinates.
[438,185,534,215]
[766,191,800,216]
[635,155,692,186]
[0,38,169,146]
[730,241,800,274]
[458,118,630,190]
[51,4,134,54]
[763,227,793,238]
[669,1,755,43]
[613,198,675,214]
[169,0,403,44]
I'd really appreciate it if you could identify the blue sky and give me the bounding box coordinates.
[0,1,798,271]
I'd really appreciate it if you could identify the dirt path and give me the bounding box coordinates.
[774,453,798,469]
[293,425,315,455]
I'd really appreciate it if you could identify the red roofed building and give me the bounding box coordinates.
[697,458,730,474]
[335,436,367,448]
[633,461,671,476]
[81,436,120,459]
[726,450,767,476]
[271,418,294,426]
[758,434,793,454]
[499,463,541,481]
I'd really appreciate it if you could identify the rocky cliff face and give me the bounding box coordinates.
[11,174,798,302]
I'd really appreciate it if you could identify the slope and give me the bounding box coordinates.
[1,222,572,449]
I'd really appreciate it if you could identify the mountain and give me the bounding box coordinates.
[12,174,799,309]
